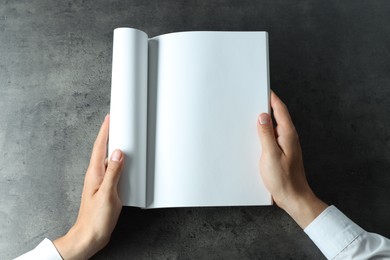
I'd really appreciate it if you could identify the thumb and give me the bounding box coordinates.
[257,113,278,154]
[101,149,124,192]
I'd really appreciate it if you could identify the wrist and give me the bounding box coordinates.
[53,225,95,260]
[281,191,328,229]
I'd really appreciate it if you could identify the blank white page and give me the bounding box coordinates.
[147,31,271,208]
[109,28,148,207]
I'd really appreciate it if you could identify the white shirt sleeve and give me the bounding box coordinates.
[13,238,62,260]
[304,205,390,259]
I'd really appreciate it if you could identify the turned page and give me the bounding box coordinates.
[109,28,148,207]
[147,32,271,208]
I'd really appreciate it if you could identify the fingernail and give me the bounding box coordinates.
[111,149,122,162]
[258,114,270,125]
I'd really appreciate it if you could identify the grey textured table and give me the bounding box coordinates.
[1,1,390,259]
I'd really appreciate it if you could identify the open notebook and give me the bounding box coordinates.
[108,28,271,208]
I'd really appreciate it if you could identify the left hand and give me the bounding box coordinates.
[53,115,124,259]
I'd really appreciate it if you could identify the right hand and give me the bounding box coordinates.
[257,91,327,228]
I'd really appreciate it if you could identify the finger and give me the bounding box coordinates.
[271,91,296,134]
[89,115,110,167]
[101,149,124,193]
[270,91,299,155]
[257,113,279,155]
[84,115,110,195]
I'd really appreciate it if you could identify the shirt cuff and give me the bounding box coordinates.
[14,238,62,260]
[304,205,364,259]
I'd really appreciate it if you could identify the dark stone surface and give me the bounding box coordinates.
[1,0,390,259]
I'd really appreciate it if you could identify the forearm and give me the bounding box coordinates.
[303,205,390,259]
